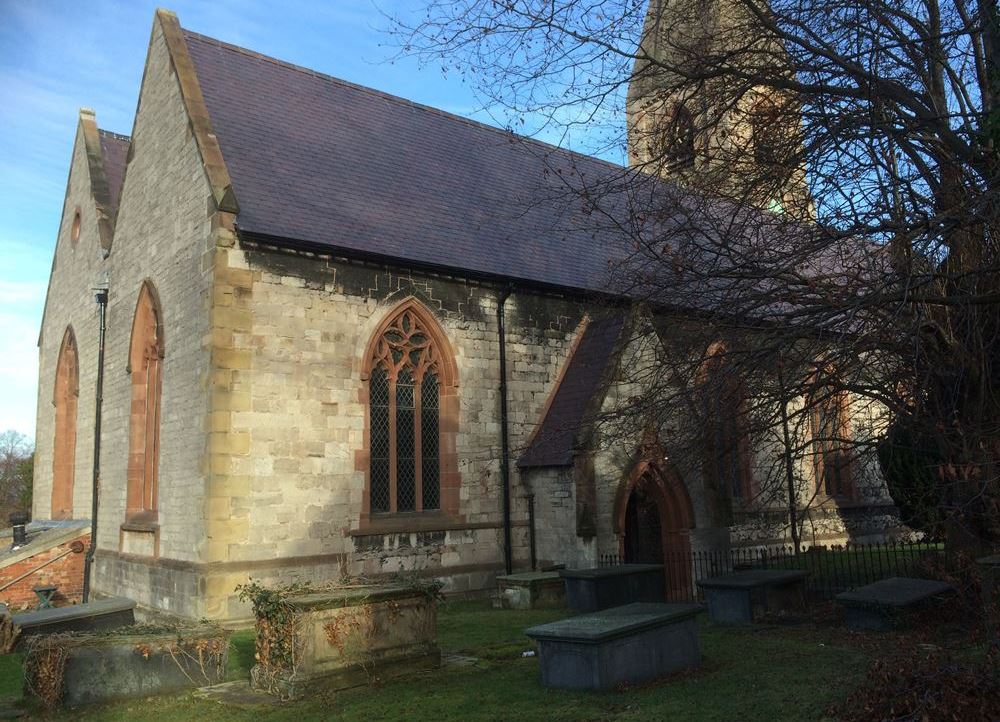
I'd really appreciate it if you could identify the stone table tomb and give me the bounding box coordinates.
[698,569,809,624]
[525,602,702,690]
[836,576,955,631]
[495,571,565,610]
[559,564,665,612]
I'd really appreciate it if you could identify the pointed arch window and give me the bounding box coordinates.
[699,343,754,504]
[810,386,854,500]
[52,327,79,520]
[126,282,163,522]
[656,106,696,169]
[362,300,458,521]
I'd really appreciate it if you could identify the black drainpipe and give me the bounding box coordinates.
[496,288,514,575]
[82,284,108,603]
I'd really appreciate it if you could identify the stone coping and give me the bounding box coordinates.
[697,569,809,590]
[13,597,136,631]
[285,583,430,611]
[525,602,702,643]
[559,564,663,580]
[31,623,229,649]
[0,523,90,570]
[497,572,562,583]
[836,577,955,608]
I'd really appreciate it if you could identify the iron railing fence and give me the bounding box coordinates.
[599,539,944,603]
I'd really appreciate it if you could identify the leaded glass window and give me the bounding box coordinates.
[367,307,444,514]
[370,366,391,513]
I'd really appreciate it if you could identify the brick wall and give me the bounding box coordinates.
[0,533,90,610]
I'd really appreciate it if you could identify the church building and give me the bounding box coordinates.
[31,5,901,621]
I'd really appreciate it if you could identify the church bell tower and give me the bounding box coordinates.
[626,0,811,216]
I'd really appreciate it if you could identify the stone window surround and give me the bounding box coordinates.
[356,298,461,534]
[809,373,856,502]
[698,342,755,506]
[52,326,79,520]
[124,280,164,528]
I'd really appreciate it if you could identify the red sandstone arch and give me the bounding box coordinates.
[126,281,164,522]
[615,455,695,601]
[357,297,461,525]
[51,327,79,519]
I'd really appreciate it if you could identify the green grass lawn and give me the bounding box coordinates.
[4,600,879,721]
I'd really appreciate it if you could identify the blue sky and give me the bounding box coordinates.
[0,0,594,441]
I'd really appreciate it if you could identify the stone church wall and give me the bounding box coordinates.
[197,244,587,620]
[33,121,107,523]
[90,19,216,618]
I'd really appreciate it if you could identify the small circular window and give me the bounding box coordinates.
[70,208,82,244]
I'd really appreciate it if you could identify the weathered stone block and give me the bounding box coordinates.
[836,576,955,631]
[250,583,439,698]
[496,571,565,610]
[525,602,701,690]
[14,597,135,644]
[560,564,665,612]
[24,624,229,707]
[698,569,809,624]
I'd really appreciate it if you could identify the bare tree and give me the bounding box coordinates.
[390,0,1000,555]
[0,430,33,520]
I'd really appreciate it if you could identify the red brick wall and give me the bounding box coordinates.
[0,533,90,610]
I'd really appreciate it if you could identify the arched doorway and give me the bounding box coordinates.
[617,459,694,601]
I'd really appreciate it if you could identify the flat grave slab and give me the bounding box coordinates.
[698,569,809,624]
[13,597,135,645]
[496,571,565,610]
[525,602,702,690]
[836,576,955,631]
[560,564,665,612]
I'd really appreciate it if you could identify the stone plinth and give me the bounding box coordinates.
[24,624,229,707]
[496,572,565,610]
[525,602,702,690]
[560,565,665,613]
[14,597,135,646]
[252,584,440,698]
[698,569,809,624]
[836,576,955,631]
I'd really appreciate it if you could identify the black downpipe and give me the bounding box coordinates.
[496,289,514,576]
[528,494,537,571]
[82,285,108,603]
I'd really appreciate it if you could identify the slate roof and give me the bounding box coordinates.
[98,129,130,216]
[183,30,633,294]
[518,314,626,468]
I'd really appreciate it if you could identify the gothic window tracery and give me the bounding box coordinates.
[367,306,445,514]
